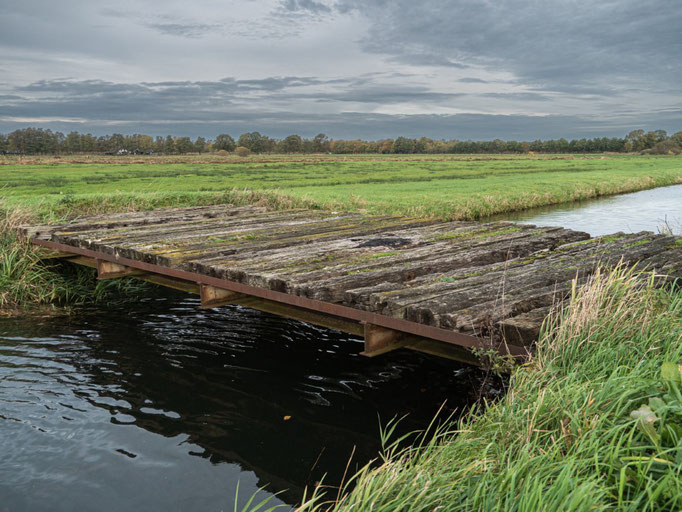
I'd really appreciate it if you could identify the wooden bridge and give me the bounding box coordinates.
[21,205,682,365]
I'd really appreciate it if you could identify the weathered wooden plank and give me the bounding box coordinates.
[20,205,682,360]
[21,205,268,240]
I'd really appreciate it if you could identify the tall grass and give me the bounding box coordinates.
[297,267,682,511]
[0,205,147,312]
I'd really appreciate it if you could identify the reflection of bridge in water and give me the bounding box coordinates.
[23,205,682,366]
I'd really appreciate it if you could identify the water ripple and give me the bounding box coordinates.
[0,289,488,510]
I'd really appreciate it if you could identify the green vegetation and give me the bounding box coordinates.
[2,154,681,221]
[0,206,147,312]
[299,267,682,511]
[3,126,682,154]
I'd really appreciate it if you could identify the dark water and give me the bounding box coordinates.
[0,291,493,511]
[490,183,682,236]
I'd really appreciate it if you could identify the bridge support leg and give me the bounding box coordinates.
[361,323,406,357]
[97,260,144,279]
[200,284,244,308]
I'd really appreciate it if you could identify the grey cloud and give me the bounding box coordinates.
[280,0,332,14]
[1,0,679,141]
[0,76,467,123]
[18,79,148,95]
[3,75,680,139]
[480,92,550,102]
[457,78,488,84]
[334,0,682,93]
[388,53,468,69]
[146,23,222,38]
[234,77,326,90]
[310,90,464,104]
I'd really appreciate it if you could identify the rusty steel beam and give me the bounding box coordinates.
[30,238,529,359]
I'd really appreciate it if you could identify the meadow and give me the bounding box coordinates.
[1,153,681,221]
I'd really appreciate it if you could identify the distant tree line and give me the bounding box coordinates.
[1,127,680,155]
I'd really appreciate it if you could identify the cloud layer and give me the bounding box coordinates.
[1,0,680,138]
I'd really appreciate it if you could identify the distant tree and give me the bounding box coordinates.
[393,136,415,154]
[235,146,251,157]
[194,137,207,153]
[379,139,394,153]
[7,128,62,154]
[64,131,82,153]
[669,131,682,146]
[505,140,524,153]
[174,137,194,154]
[2,126,676,156]
[624,129,645,152]
[238,132,272,153]
[214,134,236,152]
[163,135,175,154]
[414,137,430,153]
[647,139,681,155]
[280,134,303,153]
[108,133,125,152]
[131,134,154,153]
[312,133,330,153]
[80,133,97,152]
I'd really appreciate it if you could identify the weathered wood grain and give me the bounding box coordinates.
[21,205,682,348]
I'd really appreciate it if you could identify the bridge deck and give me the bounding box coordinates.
[22,205,682,364]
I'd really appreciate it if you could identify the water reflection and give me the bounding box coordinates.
[490,183,682,236]
[0,291,493,511]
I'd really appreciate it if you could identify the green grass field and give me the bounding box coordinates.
[2,154,681,221]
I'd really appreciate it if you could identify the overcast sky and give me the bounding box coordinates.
[0,0,680,140]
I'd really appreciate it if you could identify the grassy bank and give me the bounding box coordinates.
[0,206,148,313]
[299,268,682,511]
[2,153,681,220]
